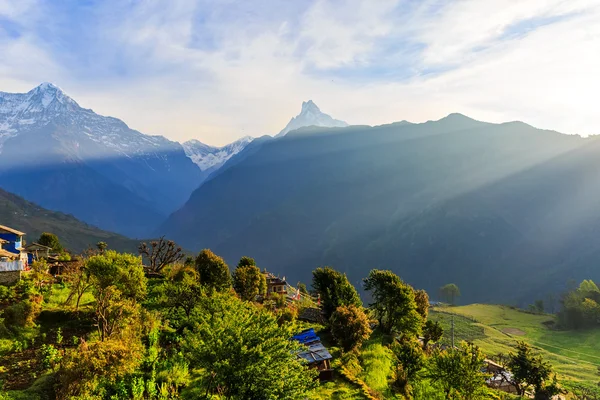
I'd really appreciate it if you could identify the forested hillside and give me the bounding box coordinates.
[0,188,138,253]
[162,115,600,304]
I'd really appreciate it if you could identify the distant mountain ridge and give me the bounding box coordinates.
[0,187,138,253]
[161,113,600,305]
[182,136,254,173]
[276,100,348,137]
[0,83,202,237]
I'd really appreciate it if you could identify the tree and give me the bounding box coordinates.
[414,289,430,319]
[423,320,444,349]
[38,232,63,253]
[297,282,309,295]
[428,341,489,399]
[29,259,52,292]
[439,283,461,305]
[195,249,232,292]
[85,251,147,301]
[237,256,256,268]
[329,305,372,352]
[183,293,318,399]
[162,268,204,318]
[232,262,266,301]
[138,236,184,274]
[507,341,558,397]
[96,241,108,253]
[312,267,362,319]
[64,259,93,310]
[363,269,423,335]
[391,336,425,398]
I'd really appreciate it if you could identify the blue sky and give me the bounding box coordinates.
[0,0,599,145]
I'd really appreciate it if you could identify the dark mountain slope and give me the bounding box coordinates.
[161,115,595,303]
[0,187,139,253]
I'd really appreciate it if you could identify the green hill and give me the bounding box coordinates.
[430,304,600,385]
[0,187,139,253]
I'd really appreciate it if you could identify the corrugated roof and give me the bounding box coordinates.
[297,342,333,363]
[0,225,25,236]
[25,242,52,250]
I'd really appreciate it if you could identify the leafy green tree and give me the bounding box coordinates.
[507,341,558,397]
[414,289,430,319]
[312,266,362,319]
[183,292,318,399]
[232,262,267,301]
[194,249,232,292]
[363,269,423,335]
[423,320,444,349]
[96,241,108,252]
[329,305,372,352]
[579,279,600,294]
[38,232,63,253]
[427,341,489,399]
[162,269,204,318]
[237,256,256,267]
[391,336,425,398]
[86,250,147,300]
[297,282,309,295]
[439,283,461,305]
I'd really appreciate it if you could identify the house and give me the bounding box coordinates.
[292,328,334,381]
[483,359,519,394]
[25,242,52,263]
[264,271,288,295]
[0,225,27,284]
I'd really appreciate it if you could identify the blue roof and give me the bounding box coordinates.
[292,328,320,345]
[292,328,332,364]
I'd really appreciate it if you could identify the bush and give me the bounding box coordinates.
[330,305,372,352]
[2,297,42,329]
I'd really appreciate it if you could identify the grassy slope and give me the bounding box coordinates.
[430,304,600,383]
[0,188,139,253]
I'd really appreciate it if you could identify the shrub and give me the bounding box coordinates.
[330,305,372,352]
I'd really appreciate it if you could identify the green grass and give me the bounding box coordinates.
[43,284,94,311]
[358,341,394,395]
[430,304,600,383]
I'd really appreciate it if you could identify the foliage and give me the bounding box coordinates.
[236,256,256,268]
[39,344,62,371]
[2,297,42,329]
[507,341,559,397]
[96,241,108,252]
[138,236,184,273]
[63,260,93,310]
[439,284,461,305]
[28,260,52,293]
[56,338,144,399]
[391,336,425,398]
[232,263,267,301]
[86,250,147,301]
[94,285,141,341]
[414,289,429,319]
[297,282,309,294]
[329,305,372,352]
[194,249,232,292]
[427,341,489,399]
[558,279,600,329]
[363,269,423,335]
[312,266,362,319]
[161,268,204,318]
[37,232,63,253]
[423,320,444,349]
[183,292,318,399]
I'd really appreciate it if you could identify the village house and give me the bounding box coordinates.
[264,271,288,295]
[24,242,52,264]
[483,359,519,395]
[0,224,28,284]
[292,328,334,381]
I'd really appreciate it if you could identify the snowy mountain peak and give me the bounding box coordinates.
[182,136,254,172]
[276,100,348,137]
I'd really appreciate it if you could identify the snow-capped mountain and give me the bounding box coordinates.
[276,100,348,137]
[0,83,202,237]
[182,136,253,172]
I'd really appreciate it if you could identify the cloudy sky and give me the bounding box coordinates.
[0,0,599,145]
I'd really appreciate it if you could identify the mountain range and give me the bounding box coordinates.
[0,83,342,237]
[4,82,600,305]
[161,114,600,304]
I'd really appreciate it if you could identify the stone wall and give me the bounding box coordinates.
[0,270,20,285]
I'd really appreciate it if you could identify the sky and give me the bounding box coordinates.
[0,0,599,146]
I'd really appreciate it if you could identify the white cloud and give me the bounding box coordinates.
[0,0,599,145]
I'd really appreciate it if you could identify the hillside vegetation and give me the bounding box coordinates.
[0,188,139,253]
[430,304,600,385]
